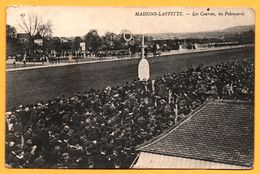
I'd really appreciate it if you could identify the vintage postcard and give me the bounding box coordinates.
[5,6,254,169]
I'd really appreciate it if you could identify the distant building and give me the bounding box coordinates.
[60,38,70,43]
[133,100,254,169]
[17,33,31,44]
[33,32,44,46]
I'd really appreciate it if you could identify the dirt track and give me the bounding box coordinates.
[6,46,254,110]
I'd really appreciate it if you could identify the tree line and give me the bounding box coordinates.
[6,13,154,58]
[6,13,254,58]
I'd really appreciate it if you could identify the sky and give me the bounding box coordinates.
[6,6,255,37]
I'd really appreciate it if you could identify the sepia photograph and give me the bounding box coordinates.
[5,6,254,169]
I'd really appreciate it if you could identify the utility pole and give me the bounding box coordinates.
[138,34,150,81]
[141,34,145,59]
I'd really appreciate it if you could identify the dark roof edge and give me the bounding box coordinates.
[210,99,254,105]
[136,100,209,150]
[139,151,253,168]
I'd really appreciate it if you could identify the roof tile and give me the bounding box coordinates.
[138,100,254,167]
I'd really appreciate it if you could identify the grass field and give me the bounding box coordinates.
[6,46,254,111]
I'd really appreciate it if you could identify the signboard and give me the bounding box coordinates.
[80,42,86,51]
[138,58,150,81]
[34,39,43,46]
[123,30,132,42]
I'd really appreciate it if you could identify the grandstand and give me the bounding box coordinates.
[5,50,254,168]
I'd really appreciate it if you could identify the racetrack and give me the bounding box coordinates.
[6,46,254,110]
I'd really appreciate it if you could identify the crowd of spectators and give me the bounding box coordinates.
[5,57,254,168]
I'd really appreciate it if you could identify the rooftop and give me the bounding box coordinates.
[137,100,254,167]
[17,33,30,38]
